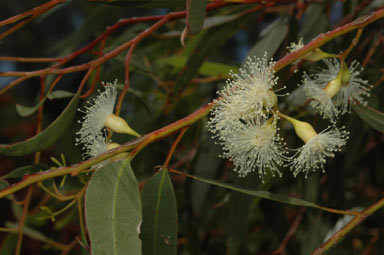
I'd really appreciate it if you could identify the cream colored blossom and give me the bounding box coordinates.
[220,116,288,180]
[289,126,349,177]
[311,59,372,115]
[208,53,280,137]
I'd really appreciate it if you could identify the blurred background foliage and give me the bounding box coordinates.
[0,0,384,254]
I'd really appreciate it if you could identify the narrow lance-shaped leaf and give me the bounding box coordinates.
[178,171,330,210]
[0,94,80,156]
[353,104,384,133]
[85,159,142,255]
[186,0,208,35]
[141,169,178,255]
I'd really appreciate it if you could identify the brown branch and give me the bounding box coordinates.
[0,0,66,40]
[15,186,33,255]
[163,127,189,168]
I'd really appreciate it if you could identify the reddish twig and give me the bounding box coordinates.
[34,76,46,163]
[0,56,61,63]
[15,186,33,255]
[275,7,384,72]
[0,0,66,40]
[0,2,229,96]
[163,127,189,168]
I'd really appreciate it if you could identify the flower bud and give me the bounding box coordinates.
[291,119,317,143]
[324,77,341,98]
[104,114,141,137]
[302,48,333,62]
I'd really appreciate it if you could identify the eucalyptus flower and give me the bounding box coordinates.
[220,115,288,180]
[76,81,140,148]
[208,53,280,137]
[78,131,128,169]
[302,73,339,122]
[287,119,349,177]
[311,59,372,115]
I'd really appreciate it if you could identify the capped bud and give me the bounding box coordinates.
[324,77,342,98]
[291,119,317,143]
[104,114,141,137]
[302,48,334,62]
[279,112,317,143]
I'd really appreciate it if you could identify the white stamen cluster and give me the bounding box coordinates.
[288,126,349,178]
[333,60,372,114]
[208,53,352,180]
[302,73,339,122]
[207,54,288,180]
[221,116,288,178]
[75,81,117,161]
[303,59,372,118]
[287,38,304,53]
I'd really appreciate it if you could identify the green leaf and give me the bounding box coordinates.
[5,222,49,243]
[85,160,142,255]
[182,173,325,209]
[172,14,252,99]
[157,56,237,78]
[0,94,79,156]
[227,174,272,254]
[247,16,288,59]
[47,90,75,100]
[353,104,384,133]
[15,102,43,117]
[187,0,207,35]
[1,164,47,179]
[141,169,177,255]
[191,139,221,213]
[0,234,17,255]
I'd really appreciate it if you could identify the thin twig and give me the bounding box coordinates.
[163,127,189,168]
[15,186,33,255]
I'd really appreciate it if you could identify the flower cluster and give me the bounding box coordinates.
[208,51,355,180]
[302,58,372,121]
[76,80,139,167]
[207,54,287,180]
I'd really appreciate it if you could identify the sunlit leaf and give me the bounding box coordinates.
[141,169,177,255]
[85,160,142,255]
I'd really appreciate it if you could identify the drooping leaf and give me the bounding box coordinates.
[186,0,208,35]
[353,104,384,133]
[0,234,17,255]
[157,56,237,78]
[1,164,47,179]
[47,90,75,100]
[0,94,79,156]
[15,102,43,117]
[181,172,328,210]
[191,139,221,213]
[173,14,252,99]
[5,222,50,243]
[141,169,177,255]
[85,160,142,255]
[247,16,288,59]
